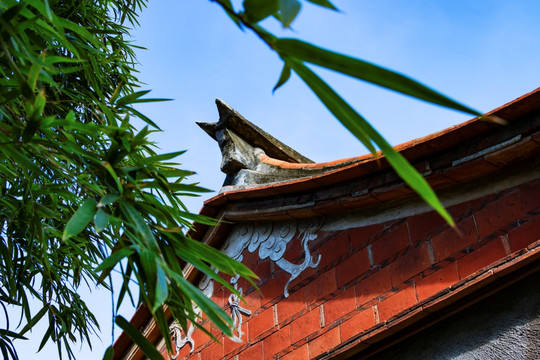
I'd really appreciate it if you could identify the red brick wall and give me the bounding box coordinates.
[163,178,540,360]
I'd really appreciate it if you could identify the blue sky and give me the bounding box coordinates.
[16,1,540,358]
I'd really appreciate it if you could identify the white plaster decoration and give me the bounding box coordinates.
[223,218,323,297]
[228,284,251,342]
[170,315,196,358]
[170,274,214,357]
[170,218,323,353]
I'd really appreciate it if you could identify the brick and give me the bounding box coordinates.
[244,289,262,313]
[431,217,478,262]
[416,263,460,301]
[283,236,304,261]
[248,307,275,341]
[308,327,340,358]
[340,308,376,341]
[390,243,431,286]
[281,344,309,360]
[288,262,317,290]
[407,211,446,243]
[317,231,350,269]
[290,308,321,344]
[277,288,306,323]
[324,286,357,324]
[305,269,337,305]
[377,285,417,322]
[335,248,370,288]
[264,326,291,359]
[237,340,263,360]
[202,338,224,360]
[371,222,410,265]
[509,216,540,251]
[191,328,212,353]
[211,285,227,308]
[241,249,261,269]
[448,197,484,222]
[474,191,525,239]
[253,259,272,285]
[458,238,507,278]
[349,223,384,250]
[355,267,392,307]
[259,272,287,305]
[520,179,540,212]
[224,334,245,356]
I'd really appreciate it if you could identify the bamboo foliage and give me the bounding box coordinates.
[0,1,255,359]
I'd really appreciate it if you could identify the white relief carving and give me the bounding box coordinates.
[170,317,195,358]
[170,274,214,357]
[222,218,323,298]
[171,218,323,353]
[227,283,251,342]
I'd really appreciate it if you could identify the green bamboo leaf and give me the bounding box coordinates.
[94,208,110,233]
[168,271,234,336]
[218,0,242,28]
[243,0,278,22]
[276,39,482,117]
[96,246,136,273]
[115,90,151,106]
[0,3,26,23]
[287,58,454,225]
[102,162,123,194]
[99,194,119,206]
[38,322,54,351]
[140,250,157,289]
[306,0,338,10]
[18,306,48,336]
[62,198,97,241]
[120,202,159,251]
[139,150,187,165]
[102,346,114,360]
[121,105,161,130]
[284,59,377,154]
[115,316,164,360]
[278,0,301,27]
[273,63,291,92]
[153,264,168,311]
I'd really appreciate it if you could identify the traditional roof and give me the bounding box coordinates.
[113,87,540,360]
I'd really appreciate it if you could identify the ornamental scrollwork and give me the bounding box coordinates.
[171,218,323,353]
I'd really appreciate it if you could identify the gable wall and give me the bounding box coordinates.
[162,177,540,360]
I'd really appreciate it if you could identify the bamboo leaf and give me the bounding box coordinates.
[96,246,136,273]
[243,0,278,22]
[287,58,454,225]
[306,0,338,10]
[276,39,482,117]
[273,63,291,92]
[169,272,234,336]
[278,0,301,27]
[153,264,168,311]
[139,150,187,165]
[94,209,110,233]
[63,199,97,241]
[115,316,164,360]
[102,346,114,360]
[18,306,48,337]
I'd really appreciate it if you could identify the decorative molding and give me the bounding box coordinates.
[228,282,251,342]
[171,218,323,353]
[170,275,213,357]
[223,218,323,297]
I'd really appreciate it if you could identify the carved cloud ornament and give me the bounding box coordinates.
[170,218,323,354]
